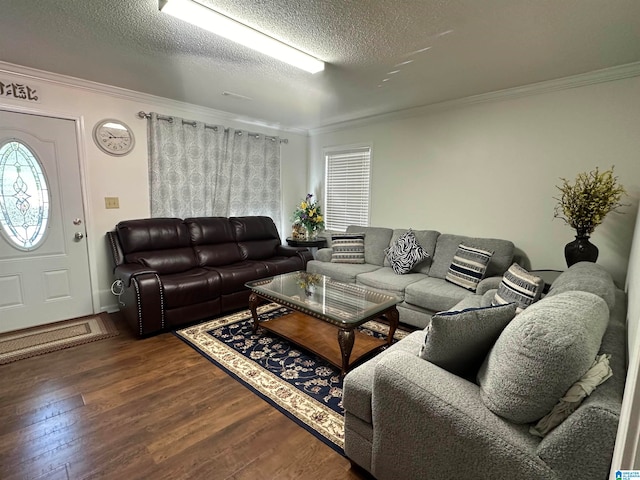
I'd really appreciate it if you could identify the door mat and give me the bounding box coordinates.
[0,313,118,365]
[174,303,409,454]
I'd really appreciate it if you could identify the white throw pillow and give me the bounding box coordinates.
[530,353,613,437]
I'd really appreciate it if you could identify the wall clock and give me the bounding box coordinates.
[93,119,135,156]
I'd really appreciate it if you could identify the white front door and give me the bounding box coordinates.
[0,110,92,333]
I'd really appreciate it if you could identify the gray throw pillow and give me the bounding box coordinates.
[477,291,610,424]
[418,303,517,377]
[384,229,430,275]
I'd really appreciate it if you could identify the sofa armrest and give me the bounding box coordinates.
[476,275,503,295]
[115,270,164,337]
[106,230,124,270]
[114,264,159,288]
[536,398,620,480]
[315,247,333,262]
[276,244,305,256]
[370,351,552,480]
[276,244,313,262]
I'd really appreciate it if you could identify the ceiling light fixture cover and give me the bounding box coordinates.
[160,0,325,73]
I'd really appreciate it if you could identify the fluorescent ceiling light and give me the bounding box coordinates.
[160,0,325,74]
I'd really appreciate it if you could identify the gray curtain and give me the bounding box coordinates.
[148,113,281,224]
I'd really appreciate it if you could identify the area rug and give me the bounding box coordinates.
[174,304,409,454]
[0,313,118,365]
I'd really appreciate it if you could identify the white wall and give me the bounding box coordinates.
[310,72,640,475]
[0,63,309,314]
[611,204,640,472]
[309,75,640,288]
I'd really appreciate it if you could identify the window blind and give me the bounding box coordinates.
[324,147,371,232]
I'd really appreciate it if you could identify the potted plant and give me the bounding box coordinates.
[291,193,325,240]
[554,166,627,266]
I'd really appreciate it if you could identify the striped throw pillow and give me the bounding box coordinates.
[445,244,493,292]
[331,233,366,264]
[384,229,430,275]
[492,263,544,313]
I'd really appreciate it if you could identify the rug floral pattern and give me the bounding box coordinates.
[175,304,407,453]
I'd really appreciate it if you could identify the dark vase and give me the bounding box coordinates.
[564,231,599,267]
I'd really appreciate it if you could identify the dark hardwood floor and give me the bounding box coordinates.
[0,313,369,480]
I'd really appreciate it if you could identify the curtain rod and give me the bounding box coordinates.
[137,111,288,144]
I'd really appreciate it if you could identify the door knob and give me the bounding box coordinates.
[74,232,85,241]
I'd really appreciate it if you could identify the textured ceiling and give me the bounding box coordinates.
[2,0,640,130]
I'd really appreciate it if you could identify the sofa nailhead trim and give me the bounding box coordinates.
[156,274,165,329]
[107,232,123,266]
[133,277,143,336]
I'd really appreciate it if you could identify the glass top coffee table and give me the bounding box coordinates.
[246,271,400,375]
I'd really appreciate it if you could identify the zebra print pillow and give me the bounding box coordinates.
[384,229,430,275]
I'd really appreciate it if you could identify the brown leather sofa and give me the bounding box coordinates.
[107,216,312,337]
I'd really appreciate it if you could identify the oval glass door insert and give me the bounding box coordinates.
[0,140,50,250]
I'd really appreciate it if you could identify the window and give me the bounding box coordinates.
[324,146,371,231]
[0,140,50,250]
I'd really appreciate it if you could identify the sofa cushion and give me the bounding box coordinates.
[307,259,381,284]
[117,217,189,253]
[429,234,515,280]
[445,244,493,292]
[492,263,544,313]
[384,229,440,274]
[208,261,270,294]
[546,261,616,311]
[418,303,517,377]
[161,268,222,308]
[346,225,393,266]
[331,233,366,263]
[384,229,430,275]
[118,217,199,274]
[125,248,198,275]
[355,267,425,300]
[186,217,244,266]
[404,276,472,313]
[477,291,610,424]
[230,216,281,260]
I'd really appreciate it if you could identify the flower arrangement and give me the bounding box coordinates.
[296,271,321,291]
[554,166,627,236]
[291,193,325,236]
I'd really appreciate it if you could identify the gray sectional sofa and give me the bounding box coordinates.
[307,226,516,328]
[343,262,626,480]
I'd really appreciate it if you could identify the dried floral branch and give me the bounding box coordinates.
[553,166,627,235]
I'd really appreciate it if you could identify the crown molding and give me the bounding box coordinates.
[309,61,640,136]
[0,61,309,136]
[3,60,638,138]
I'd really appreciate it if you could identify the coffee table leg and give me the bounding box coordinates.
[385,307,399,347]
[337,328,355,376]
[248,292,261,333]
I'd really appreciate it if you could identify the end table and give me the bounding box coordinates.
[531,269,563,294]
[286,237,327,257]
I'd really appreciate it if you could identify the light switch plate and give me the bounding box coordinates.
[105,197,120,209]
